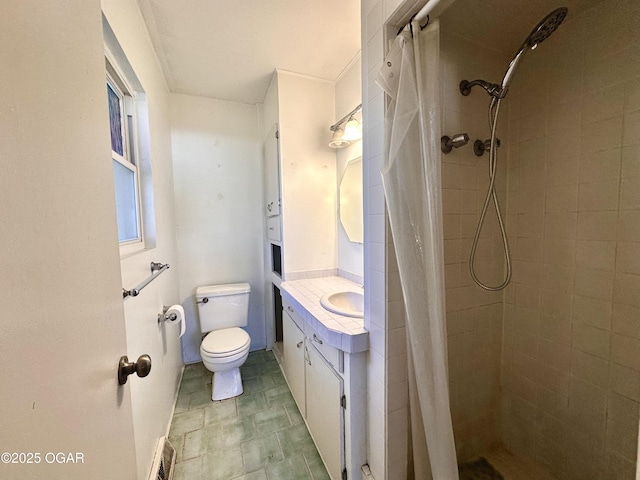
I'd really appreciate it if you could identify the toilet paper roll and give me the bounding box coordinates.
[166,304,186,338]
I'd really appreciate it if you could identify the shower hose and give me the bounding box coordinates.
[469,97,512,291]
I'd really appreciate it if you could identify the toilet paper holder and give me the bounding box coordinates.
[158,306,178,324]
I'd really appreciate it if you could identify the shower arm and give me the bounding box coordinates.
[460,39,533,99]
[459,79,506,99]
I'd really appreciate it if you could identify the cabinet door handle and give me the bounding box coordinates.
[287,306,294,313]
[296,341,303,349]
[312,333,323,345]
[304,346,311,366]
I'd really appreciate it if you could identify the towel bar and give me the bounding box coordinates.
[122,262,170,298]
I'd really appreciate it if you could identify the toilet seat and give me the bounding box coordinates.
[201,327,250,358]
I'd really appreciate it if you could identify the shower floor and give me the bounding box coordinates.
[479,447,556,480]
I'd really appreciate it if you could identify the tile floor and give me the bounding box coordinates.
[169,350,330,480]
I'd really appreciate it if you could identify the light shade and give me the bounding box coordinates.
[329,127,350,148]
[342,118,362,141]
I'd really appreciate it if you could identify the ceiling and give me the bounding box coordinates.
[136,0,361,105]
[136,0,605,105]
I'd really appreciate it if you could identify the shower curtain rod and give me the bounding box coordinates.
[398,0,456,32]
[329,104,362,131]
[413,0,437,25]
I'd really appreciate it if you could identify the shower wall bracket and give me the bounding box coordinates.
[441,133,469,154]
[473,138,501,157]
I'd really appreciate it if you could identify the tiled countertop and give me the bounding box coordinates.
[280,276,368,353]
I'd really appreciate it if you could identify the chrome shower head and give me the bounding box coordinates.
[525,7,568,49]
[460,7,569,99]
[500,7,568,93]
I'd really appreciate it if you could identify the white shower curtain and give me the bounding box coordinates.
[376,20,459,479]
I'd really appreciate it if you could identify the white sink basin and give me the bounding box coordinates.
[320,291,364,318]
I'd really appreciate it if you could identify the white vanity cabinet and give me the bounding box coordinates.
[281,297,365,480]
[263,123,281,217]
[305,342,344,480]
[282,309,306,416]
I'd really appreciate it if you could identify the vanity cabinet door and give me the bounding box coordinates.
[264,123,281,217]
[266,216,281,242]
[283,310,306,416]
[305,343,344,480]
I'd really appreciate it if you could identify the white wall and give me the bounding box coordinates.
[261,73,280,143]
[277,71,338,276]
[361,1,390,477]
[171,93,266,363]
[0,1,139,478]
[336,56,364,280]
[101,2,184,479]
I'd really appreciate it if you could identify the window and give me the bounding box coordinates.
[107,72,141,245]
[103,16,156,256]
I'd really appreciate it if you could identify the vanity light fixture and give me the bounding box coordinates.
[329,126,350,148]
[329,103,362,148]
[342,116,362,141]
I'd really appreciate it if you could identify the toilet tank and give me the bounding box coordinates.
[196,283,251,333]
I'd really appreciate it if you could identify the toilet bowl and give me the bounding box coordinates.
[200,327,250,400]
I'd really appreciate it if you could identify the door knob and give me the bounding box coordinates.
[118,354,152,385]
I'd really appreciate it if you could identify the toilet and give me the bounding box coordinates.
[196,283,251,401]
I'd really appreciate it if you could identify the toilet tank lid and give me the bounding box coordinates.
[196,283,251,299]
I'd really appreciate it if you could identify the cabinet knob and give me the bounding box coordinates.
[296,341,303,349]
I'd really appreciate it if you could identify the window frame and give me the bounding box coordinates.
[105,47,146,256]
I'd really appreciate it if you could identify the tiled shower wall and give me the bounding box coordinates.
[364,0,514,472]
[366,0,639,479]
[440,32,509,463]
[502,0,640,478]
